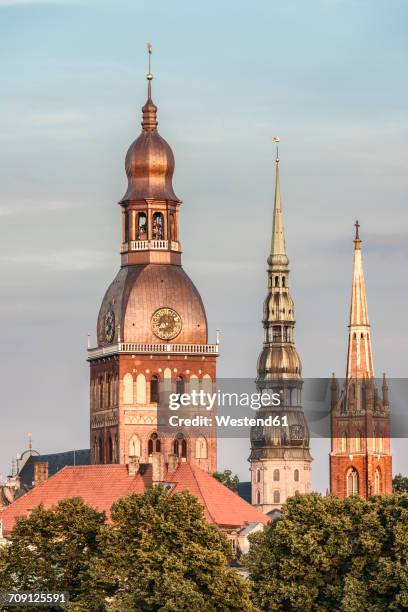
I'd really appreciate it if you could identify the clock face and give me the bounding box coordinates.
[151,307,182,341]
[104,310,115,343]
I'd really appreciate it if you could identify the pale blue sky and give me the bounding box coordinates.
[1,0,407,487]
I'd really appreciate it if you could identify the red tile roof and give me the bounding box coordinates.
[166,463,269,528]
[0,463,268,537]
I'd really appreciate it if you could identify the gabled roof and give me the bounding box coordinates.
[0,463,268,537]
[165,463,269,528]
[18,450,91,489]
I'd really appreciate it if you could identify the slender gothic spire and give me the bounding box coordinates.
[346,221,374,379]
[268,139,288,268]
[257,144,301,381]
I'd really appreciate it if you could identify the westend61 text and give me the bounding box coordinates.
[168,390,281,411]
[168,415,289,428]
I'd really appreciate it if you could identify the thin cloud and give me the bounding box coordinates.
[2,250,112,271]
[0,199,86,217]
[0,0,76,6]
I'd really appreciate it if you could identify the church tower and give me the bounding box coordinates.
[88,55,218,472]
[330,223,392,497]
[249,148,312,514]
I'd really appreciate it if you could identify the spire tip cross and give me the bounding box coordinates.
[354,219,360,240]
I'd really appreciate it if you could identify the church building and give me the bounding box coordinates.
[87,65,218,473]
[330,223,392,497]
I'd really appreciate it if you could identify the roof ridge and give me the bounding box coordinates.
[188,464,217,524]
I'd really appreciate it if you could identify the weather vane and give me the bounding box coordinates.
[273,136,280,162]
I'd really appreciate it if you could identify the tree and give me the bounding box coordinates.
[90,487,253,611]
[213,469,240,492]
[245,493,408,611]
[393,473,408,493]
[1,497,105,608]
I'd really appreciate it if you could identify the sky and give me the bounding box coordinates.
[0,0,407,489]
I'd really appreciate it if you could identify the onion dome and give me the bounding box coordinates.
[120,74,180,203]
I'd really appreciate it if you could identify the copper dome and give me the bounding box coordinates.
[120,88,180,203]
[97,264,207,346]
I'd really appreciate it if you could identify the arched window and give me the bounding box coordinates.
[93,437,98,462]
[98,376,103,409]
[256,469,261,483]
[274,276,279,287]
[137,212,147,240]
[272,326,282,342]
[114,434,118,462]
[98,437,103,463]
[202,374,213,408]
[107,375,111,407]
[347,467,359,496]
[374,468,381,494]
[256,490,261,505]
[294,469,299,482]
[341,432,348,453]
[176,376,185,395]
[124,211,129,242]
[195,437,207,459]
[174,433,187,459]
[355,432,362,452]
[123,373,133,404]
[136,373,146,404]
[148,432,160,456]
[189,374,199,394]
[169,213,176,241]
[107,436,113,464]
[129,434,141,458]
[163,368,172,395]
[273,469,280,482]
[274,490,280,504]
[150,375,159,403]
[152,212,164,240]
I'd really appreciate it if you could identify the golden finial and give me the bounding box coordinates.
[146,42,153,81]
[273,136,280,163]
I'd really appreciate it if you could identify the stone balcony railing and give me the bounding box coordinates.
[88,342,219,360]
[121,240,181,253]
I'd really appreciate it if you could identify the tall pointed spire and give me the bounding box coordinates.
[251,140,312,513]
[346,221,374,379]
[268,138,288,268]
[257,140,302,381]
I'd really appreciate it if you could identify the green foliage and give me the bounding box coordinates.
[1,489,252,611]
[213,469,240,492]
[1,497,105,610]
[90,486,252,611]
[393,473,408,493]
[245,492,408,611]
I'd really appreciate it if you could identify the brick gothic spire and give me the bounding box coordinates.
[330,223,392,499]
[250,150,312,514]
[346,221,374,379]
